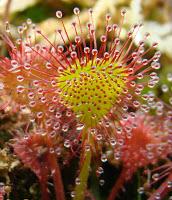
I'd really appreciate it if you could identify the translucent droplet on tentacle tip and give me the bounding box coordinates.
[99,179,105,186]
[17,75,24,82]
[17,26,23,34]
[73,7,80,15]
[110,138,116,146]
[155,193,161,200]
[62,124,69,132]
[56,10,63,18]
[101,154,107,162]
[71,191,75,198]
[24,63,31,70]
[75,177,81,185]
[5,21,10,33]
[137,187,144,194]
[55,147,61,156]
[121,8,127,16]
[64,140,71,148]
[26,18,32,25]
[152,173,159,181]
[83,142,90,151]
[106,13,112,21]
[167,181,172,188]
[161,84,169,93]
[167,73,172,82]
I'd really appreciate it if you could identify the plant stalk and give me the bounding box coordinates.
[40,179,50,200]
[47,152,65,200]
[148,173,172,200]
[107,168,126,200]
[74,149,92,200]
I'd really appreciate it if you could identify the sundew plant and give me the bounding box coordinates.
[0,5,171,200]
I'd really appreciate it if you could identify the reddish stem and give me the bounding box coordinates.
[40,178,50,200]
[107,168,127,200]
[0,185,5,200]
[148,173,172,200]
[47,152,65,200]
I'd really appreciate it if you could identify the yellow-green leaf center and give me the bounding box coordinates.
[57,60,126,127]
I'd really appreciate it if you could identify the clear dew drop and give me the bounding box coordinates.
[46,62,52,69]
[152,173,159,181]
[116,126,122,134]
[55,147,61,156]
[66,110,72,117]
[17,75,24,82]
[33,80,39,87]
[114,152,121,160]
[122,114,128,121]
[17,26,23,34]
[90,128,97,135]
[41,96,47,103]
[161,84,169,92]
[52,96,58,102]
[99,179,105,186]
[49,105,55,112]
[49,131,56,138]
[0,82,4,90]
[62,124,69,132]
[101,154,107,163]
[118,139,124,146]
[156,101,164,109]
[56,11,63,18]
[167,73,172,82]
[11,60,18,67]
[46,119,52,127]
[20,104,27,111]
[105,121,110,127]
[23,135,29,140]
[96,134,103,141]
[169,97,172,105]
[49,148,55,154]
[73,7,80,15]
[37,112,43,119]
[76,123,85,131]
[85,144,90,152]
[75,177,81,185]
[151,62,160,70]
[96,167,104,175]
[167,181,172,188]
[56,112,62,118]
[0,182,4,187]
[137,187,144,194]
[26,18,32,25]
[53,122,60,130]
[51,80,57,87]
[28,92,34,99]
[29,100,36,107]
[148,81,156,88]
[156,109,163,116]
[147,152,154,160]
[110,138,116,146]
[155,193,161,200]
[16,85,25,93]
[64,140,71,148]
[121,8,127,16]
[71,191,75,198]
[5,21,10,33]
